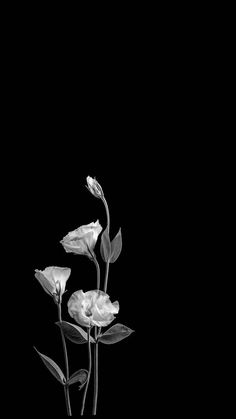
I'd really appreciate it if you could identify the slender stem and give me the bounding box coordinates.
[93,255,100,290]
[92,255,100,415]
[102,195,111,294]
[58,303,72,416]
[64,386,71,416]
[104,260,110,294]
[102,196,110,234]
[92,329,99,415]
[81,327,92,416]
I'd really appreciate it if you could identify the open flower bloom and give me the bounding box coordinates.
[86,176,104,199]
[35,266,71,302]
[68,289,119,327]
[60,221,102,257]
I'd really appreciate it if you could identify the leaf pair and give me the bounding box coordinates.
[100,227,122,263]
[57,321,134,345]
[34,347,88,389]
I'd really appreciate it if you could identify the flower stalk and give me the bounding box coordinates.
[102,195,111,293]
[81,327,92,416]
[57,302,72,416]
[91,255,101,416]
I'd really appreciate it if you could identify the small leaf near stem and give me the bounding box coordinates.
[110,228,122,263]
[81,327,92,416]
[56,321,95,344]
[100,227,112,262]
[34,347,66,384]
[98,323,134,344]
[67,369,88,386]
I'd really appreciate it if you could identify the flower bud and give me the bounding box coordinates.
[86,176,104,199]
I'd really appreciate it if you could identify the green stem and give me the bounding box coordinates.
[58,303,72,416]
[81,327,92,416]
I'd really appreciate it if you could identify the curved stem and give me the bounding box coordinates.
[81,327,92,416]
[102,195,111,294]
[58,303,72,416]
[102,196,110,234]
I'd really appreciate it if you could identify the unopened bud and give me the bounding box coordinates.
[86,176,104,199]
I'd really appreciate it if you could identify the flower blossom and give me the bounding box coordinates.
[60,221,102,257]
[68,289,119,327]
[35,266,71,302]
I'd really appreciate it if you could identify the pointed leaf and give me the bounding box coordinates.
[110,228,122,263]
[100,227,111,262]
[34,347,65,384]
[98,323,134,344]
[67,369,88,386]
[56,321,95,344]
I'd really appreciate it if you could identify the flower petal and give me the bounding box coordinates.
[52,267,71,294]
[68,290,91,327]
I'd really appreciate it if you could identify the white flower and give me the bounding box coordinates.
[86,176,103,198]
[35,266,71,302]
[60,220,102,257]
[68,289,119,327]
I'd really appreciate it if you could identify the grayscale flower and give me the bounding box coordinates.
[68,289,119,327]
[35,266,71,302]
[60,221,102,257]
[86,176,104,199]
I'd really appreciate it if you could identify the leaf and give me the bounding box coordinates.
[34,270,54,297]
[56,321,95,344]
[100,227,111,262]
[110,228,122,263]
[67,369,88,387]
[34,347,66,384]
[98,323,134,344]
